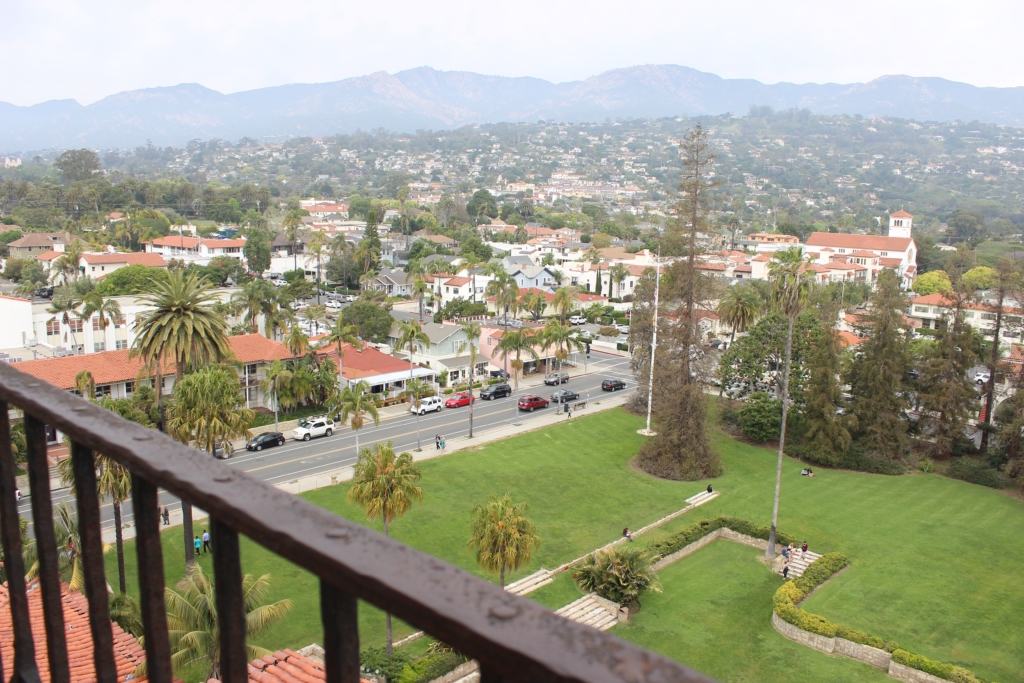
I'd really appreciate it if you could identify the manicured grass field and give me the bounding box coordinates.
[105,407,1024,683]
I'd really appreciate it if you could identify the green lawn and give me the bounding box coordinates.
[104,407,1024,683]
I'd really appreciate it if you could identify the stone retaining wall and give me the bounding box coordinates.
[771,612,835,653]
[652,528,776,571]
[834,638,892,670]
[886,662,949,683]
[428,660,479,683]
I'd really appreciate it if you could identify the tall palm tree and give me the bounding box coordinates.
[230,278,278,335]
[541,320,583,373]
[412,277,431,322]
[348,441,422,654]
[47,292,81,348]
[496,330,539,393]
[284,326,310,359]
[282,211,306,272]
[333,380,380,456]
[457,321,482,437]
[321,318,361,386]
[461,255,483,303]
[485,272,520,374]
[550,286,579,324]
[165,364,251,568]
[765,247,813,558]
[609,263,630,300]
[260,360,293,432]
[396,320,431,448]
[163,565,292,681]
[467,493,540,589]
[716,285,762,398]
[305,230,330,305]
[80,290,122,351]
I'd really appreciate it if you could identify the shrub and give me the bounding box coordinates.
[617,342,629,351]
[739,392,782,442]
[396,647,469,683]
[575,545,662,605]
[947,458,1006,488]
[649,516,795,558]
[360,646,410,682]
[838,441,906,475]
[598,326,619,336]
[793,552,847,593]
[443,388,454,395]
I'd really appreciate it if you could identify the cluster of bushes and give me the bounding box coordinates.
[649,516,796,558]
[947,458,1006,489]
[617,342,629,351]
[396,646,468,683]
[738,392,782,442]
[774,554,987,683]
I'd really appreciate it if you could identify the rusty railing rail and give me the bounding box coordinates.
[0,362,717,683]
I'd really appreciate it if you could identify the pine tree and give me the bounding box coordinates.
[800,319,851,466]
[847,270,911,459]
[918,292,980,455]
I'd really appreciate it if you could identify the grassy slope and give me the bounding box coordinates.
[105,408,1024,683]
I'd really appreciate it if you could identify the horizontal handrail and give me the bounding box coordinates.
[0,362,717,683]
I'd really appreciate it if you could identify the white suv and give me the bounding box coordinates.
[568,315,586,325]
[292,416,335,441]
[410,396,444,415]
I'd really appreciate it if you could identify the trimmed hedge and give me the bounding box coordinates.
[774,554,986,683]
[649,516,796,558]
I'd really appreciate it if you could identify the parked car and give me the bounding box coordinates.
[292,416,335,441]
[325,299,342,310]
[480,383,513,400]
[518,395,549,411]
[578,329,593,339]
[544,371,570,386]
[568,315,587,325]
[213,440,234,459]
[614,323,630,334]
[445,392,476,408]
[975,371,991,384]
[601,378,626,391]
[410,396,444,415]
[273,279,288,287]
[489,369,510,379]
[246,432,285,451]
[550,389,579,403]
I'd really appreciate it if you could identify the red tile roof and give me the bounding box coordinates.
[805,232,913,252]
[838,331,866,348]
[319,342,412,380]
[0,580,148,683]
[149,236,201,248]
[212,648,371,683]
[890,210,913,218]
[14,335,292,390]
[441,276,471,287]
[36,250,64,262]
[82,252,168,267]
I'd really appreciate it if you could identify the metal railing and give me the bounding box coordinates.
[0,362,717,683]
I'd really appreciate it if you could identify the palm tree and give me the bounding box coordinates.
[321,318,362,386]
[521,290,547,321]
[47,292,81,348]
[333,380,381,456]
[550,286,579,324]
[164,565,292,681]
[496,329,539,393]
[461,255,483,303]
[74,369,95,398]
[540,320,582,373]
[230,278,279,335]
[485,272,520,374]
[609,263,630,300]
[305,230,330,305]
[396,320,431,448]
[574,545,661,607]
[467,493,540,589]
[716,285,762,398]
[80,291,122,351]
[282,211,306,272]
[255,186,271,213]
[260,360,293,432]
[348,441,422,654]
[166,365,253,567]
[457,321,482,437]
[765,247,813,558]
[412,277,431,323]
[302,304,327,336]
[284,326,310,359]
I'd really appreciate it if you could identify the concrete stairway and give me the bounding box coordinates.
[784,550,822,578]
[505,569,553,596]
[555,594,620,631]
[684,489,719,507]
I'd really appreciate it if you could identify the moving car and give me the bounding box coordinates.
[213,440,233,459]
[480,383,512,400]
[410,396,444,415]
[544,371,570,385]
[602,378,626,391]
[489,369,510,379]
[568,315,587,325]
[445,392,476,408]
[518,395,549,411]
[246,432,285,451]
[325,299,342,310]
[292,416,335,441]
[550,389,579,403]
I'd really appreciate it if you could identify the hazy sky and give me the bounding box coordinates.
[3,0,1020,106]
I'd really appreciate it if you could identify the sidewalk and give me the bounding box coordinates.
[102,388,636,544]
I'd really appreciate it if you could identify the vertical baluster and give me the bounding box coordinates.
[24,416,68,683]
[320,581,359,683]
[0,403,41,683]
[132,475,172,683]
[212,518,247,683]
[70,442,117,683]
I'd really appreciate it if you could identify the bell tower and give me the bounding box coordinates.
[889,210,913,239]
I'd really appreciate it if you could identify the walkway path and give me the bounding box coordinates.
[554,594,620,632]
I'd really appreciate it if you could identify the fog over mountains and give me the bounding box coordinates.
[4,65,1024,152]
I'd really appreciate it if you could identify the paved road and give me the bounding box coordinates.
[16,351,637,536]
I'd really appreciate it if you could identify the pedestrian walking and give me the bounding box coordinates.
[162,506,170,526]
[800,541,808,558]
[441,436,446,452]
[782,563,790,579]
[202,529,212,554]
[567,406,573,419]
[435,434,441,450]
[194,536,202,556]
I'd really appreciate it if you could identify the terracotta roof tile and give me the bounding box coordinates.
[210,649,374,683]
[805,232,913,252]
[82,252,168,267]
[890,210,913,218]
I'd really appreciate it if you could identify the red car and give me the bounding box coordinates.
[445,391,476,408]
[518,395,549,411]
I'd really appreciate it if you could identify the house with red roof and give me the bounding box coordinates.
[907,292,1024,343]
[317,340,436,399]
[804,212,917,288]
[144,236,246,266]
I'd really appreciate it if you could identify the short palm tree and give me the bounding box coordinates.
[396,320,431,448]
[609,263,630,299]
[540,320,582,373]
[333,380,380,456]
[260,360,293,432]
[457,321,482,437]
[26,503,109,592]
[321,318,362,386]
[348,441,422,654]
[574,545,661,607]
[467,493,540,589]
[74,369,95,398]
[79,291,123,350]
[521,291,547,321]
[551,286,579,323]
[765,247,813,558]
[230,278,278,334]
[285,326,310,359]
[496,330,539,393]
[163,565,292,681]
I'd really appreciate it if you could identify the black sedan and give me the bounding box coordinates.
[246,432,286,451]
[601,379,626,391]
[550,389,579,403]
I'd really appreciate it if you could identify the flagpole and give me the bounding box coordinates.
[640,250,661,436]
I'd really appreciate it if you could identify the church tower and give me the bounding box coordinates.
[889,210,913,239]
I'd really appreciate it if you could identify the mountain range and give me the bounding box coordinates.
[4,65,1024,152]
